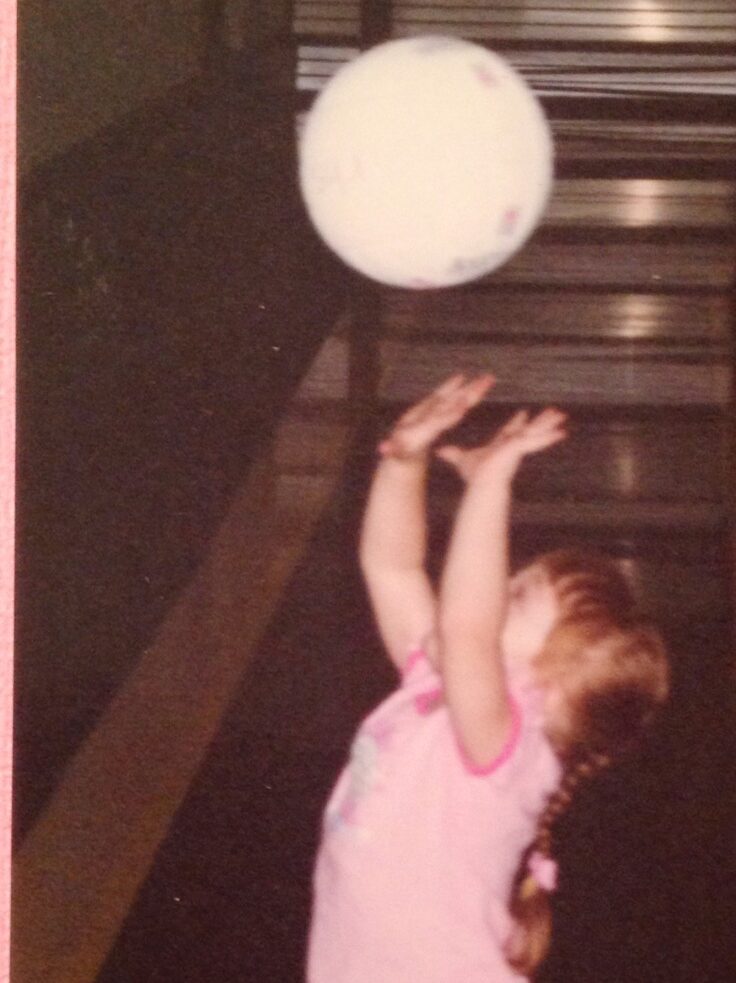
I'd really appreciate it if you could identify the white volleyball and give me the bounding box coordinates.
[298,36,554,289]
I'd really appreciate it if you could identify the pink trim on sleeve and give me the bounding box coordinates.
[402,647,425,679]
[414,687,443,714]
[456,696,523,777]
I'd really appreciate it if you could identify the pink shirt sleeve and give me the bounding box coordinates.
[403,647,525,778]
[454,695,523,776]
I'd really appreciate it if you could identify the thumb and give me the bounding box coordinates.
[435,445,464,467]
[378,436,403,457]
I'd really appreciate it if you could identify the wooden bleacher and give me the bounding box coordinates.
[291,0,736,629]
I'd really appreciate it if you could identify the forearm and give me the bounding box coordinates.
[439,468,513,651]
[359,454,429,573]
[433,405,565,763]
[437,468,515,764]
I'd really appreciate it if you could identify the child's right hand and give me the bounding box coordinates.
[378,373,494,460]
[436,407,567,482]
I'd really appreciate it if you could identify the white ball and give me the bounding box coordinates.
[298,36,554,290]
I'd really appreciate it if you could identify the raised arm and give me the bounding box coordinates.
[359,454,435,671]
[437,409,567,767]
[359,374,494,672]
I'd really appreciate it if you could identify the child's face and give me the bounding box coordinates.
[501,565,558,682]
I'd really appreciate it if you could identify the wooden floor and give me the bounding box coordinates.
[13,4,736,983]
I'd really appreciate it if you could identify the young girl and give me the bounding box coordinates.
[307,373,669,982]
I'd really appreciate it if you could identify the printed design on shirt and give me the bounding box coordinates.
[326,716,393,834]
[414,686,442,715]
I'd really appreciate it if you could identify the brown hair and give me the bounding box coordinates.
[504,549,670,978]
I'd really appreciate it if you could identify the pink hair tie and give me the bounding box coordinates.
[528,851,558,892]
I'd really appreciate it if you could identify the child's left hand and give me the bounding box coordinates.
[378,373,494,460]
[436,407,568,482]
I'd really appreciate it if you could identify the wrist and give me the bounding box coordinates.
[377,444,430,466]
[467,455,518,489]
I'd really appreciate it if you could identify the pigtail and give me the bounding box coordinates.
[503,548,669,978]
[504,863,552,977]
[505,752,611,977]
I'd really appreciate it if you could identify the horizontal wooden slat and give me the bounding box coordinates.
[483,240,734,289]
[392,0,736,44]
[396,0,736,11]
[295,47,359,90]
[295,335,731,406]
[295,0,361,11]
[424,411,727,505]
[378,339,731,405]
[395,6,736,29]
[550,120,736,173]
[296,45,736,98]
[392,22,736,44]
[293,0,361,29]
[294,0,362,40]
[508,50,736,104]
[545,179,735,230]
[381,291,732,345]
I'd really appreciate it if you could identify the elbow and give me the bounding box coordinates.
[357,545,370,574]
[358,530,379,575]
[359,543,423,578]
[358,545,384,578]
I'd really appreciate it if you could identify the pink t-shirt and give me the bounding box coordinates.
[307,649,561,983]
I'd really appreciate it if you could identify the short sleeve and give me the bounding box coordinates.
[455,695,523,777]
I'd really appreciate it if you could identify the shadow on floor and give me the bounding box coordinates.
[15,80,349,838]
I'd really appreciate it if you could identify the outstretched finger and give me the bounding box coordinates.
[433,371,493,405]
[428,373,495,425]
[397,373,475,426]
[396,391,437,426]
[434,373,467,397]
[461,373,495,407]
[526,407,567,431]
[521,426,568,454]
[501,409,530,435]
[435,444,465,467]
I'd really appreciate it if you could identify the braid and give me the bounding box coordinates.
[506,751,612,977]
[534,751,610,857]
[501,548,669,978]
